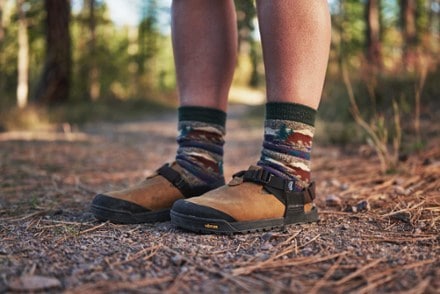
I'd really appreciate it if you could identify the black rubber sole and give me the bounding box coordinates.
[90,204,170,224]
[170,207,319,234]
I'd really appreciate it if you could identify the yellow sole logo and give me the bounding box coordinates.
[204,224,219,229]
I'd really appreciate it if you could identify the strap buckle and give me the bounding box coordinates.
[242,168,273,184]
[253,169,272,184]
[259,169,273,184]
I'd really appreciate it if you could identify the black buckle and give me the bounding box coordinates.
[257,169,272,183]
[242,168,273,184]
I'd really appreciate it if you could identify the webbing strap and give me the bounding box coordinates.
[157,164,192,198]
[234,168,316,221]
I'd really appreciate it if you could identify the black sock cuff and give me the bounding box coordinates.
[178,106,226,126]
[266,102,316,126]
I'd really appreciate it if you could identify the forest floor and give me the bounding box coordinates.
[0,104,439,293]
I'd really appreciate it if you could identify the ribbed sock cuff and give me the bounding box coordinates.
[178,106,226,126]
[266,102,316,126]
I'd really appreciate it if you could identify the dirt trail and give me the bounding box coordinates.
[0,105,439,293]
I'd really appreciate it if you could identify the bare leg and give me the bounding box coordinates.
[171,0,237,111]
[256,0,331,109]
[91,1,238,225]
[167,1,332,234]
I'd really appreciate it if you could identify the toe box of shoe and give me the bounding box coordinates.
[172,199,236,222]
[92,194,151,213]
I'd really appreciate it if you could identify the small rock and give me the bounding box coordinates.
[341,224,350,230]
[255,253,270,261]
[50,209,63,216]
[356,200,371,212]
[301,247,314,256]
[330,179,341,187]
[261,232,273,242]
[171,254,184,266]
[394,186,409,196]
[398,154,409,162]
[8,275,61,291]
[389,212,411,223]
[180,266,189,272]
[325,194,342,207]
[422,158,431,166]
[129,273,141,281]
[340,183,349,191]
[260,242,273,250]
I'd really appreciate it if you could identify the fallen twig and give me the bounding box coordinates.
[109,245,161,268]
[161,246,253,291]
[233,252,346,276]
[357,273,396,294]
[308,254,345,294]
[55,222,108,244]
[334,257,385,286]
[65,276,173,293]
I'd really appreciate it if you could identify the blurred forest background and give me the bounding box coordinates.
[0,0,439,170]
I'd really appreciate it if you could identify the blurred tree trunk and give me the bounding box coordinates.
[138,0,158,76]
[0,0,5,44]
[34,0,71,105]
[86,0,100,100]
[401,0,417,71]
[234,0,260,87]
[0,0,5,92]
[17,0,29,109]
[365,0,383,69]
[234,0,255,53]
[427,0,439,38]
[414,0,431,63]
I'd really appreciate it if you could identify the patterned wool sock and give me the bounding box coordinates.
[257,102,316,191]
[176,106,226,189]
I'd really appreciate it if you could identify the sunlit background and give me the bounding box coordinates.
[0,0,439,155]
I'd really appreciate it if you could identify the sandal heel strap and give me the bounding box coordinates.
[239,168,315,203]
[157,163,222,198]
[237,167,317,222]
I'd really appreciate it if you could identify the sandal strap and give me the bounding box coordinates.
[157,163,193,198]
[235,167,316,221]
[157,163,221,198]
